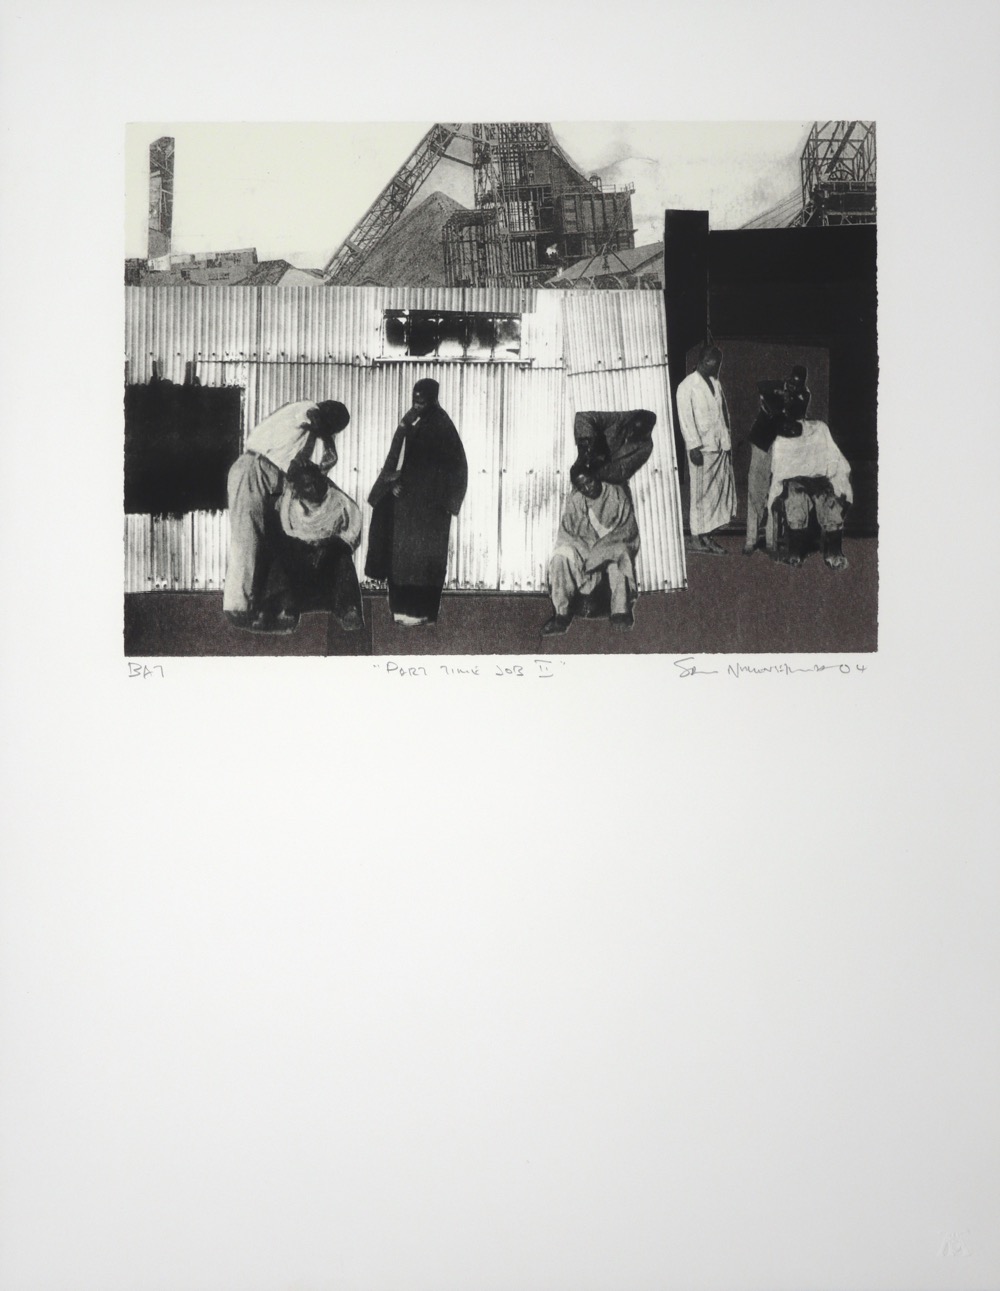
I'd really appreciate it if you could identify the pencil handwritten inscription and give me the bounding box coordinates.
[127,662,165,678]
[373,658,567,680]
[673,657,868,679]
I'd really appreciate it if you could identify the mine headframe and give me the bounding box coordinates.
[799,121,876,227]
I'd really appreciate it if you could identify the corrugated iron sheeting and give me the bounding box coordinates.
[520,289,564,369]
[127,285,553,387]
[124,514,151,592]
[125,287,257,385]
[498,367,571,592]
[192,511,230,590]
[124,512,229,592]
[380,286,537,315]
[260,286,379,365]
[125,286,686,596]
[460,365,505,589]
[561,291,670,375]
[562,292,627,375]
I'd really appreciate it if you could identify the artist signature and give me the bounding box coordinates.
[674,657,867,679]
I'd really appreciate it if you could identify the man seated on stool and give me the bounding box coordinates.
[769,418,852,571]
[259,455,364,633]
[541,460,640,635]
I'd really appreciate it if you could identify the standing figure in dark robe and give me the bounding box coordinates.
[365,379,468,626]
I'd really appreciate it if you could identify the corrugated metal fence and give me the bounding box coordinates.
[124,286,687,594]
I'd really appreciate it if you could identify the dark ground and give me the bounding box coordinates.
[124,535,878,657]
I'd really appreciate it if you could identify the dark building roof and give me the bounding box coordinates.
[549,241,663,288]
[123,257,325,287]
[240,260,298,285]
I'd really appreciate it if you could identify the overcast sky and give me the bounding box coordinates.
[125,122,813,268]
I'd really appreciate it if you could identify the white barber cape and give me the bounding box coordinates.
[768,420,853,509]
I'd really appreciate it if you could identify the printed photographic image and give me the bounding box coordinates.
[123,122,877,657]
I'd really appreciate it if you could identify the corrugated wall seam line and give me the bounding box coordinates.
[562,362,669,377]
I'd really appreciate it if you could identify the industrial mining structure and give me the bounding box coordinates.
[799,121,876,226]
[322,123,636,289]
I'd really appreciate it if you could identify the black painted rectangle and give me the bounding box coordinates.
[124,383,242,515]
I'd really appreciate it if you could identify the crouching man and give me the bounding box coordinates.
[541,462,640,636]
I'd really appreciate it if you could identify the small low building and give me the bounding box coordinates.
[125,249,325,287]
[547,242,663,291]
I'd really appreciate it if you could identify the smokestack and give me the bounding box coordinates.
[147,136,175,261]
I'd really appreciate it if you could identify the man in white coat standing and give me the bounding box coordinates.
[675,343,736,554]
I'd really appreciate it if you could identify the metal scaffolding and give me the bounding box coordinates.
[323,122,636,289]
[800,121,876,227]
[446,123,635,288]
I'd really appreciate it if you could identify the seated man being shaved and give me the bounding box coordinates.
[769,418,852,571]
[261,454,364,632]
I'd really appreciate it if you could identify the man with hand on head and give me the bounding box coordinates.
[224,399,353,632]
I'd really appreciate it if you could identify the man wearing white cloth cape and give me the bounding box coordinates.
[675,343,736,555]
[769,418,852,571]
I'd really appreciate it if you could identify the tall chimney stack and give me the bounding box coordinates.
[147,136,175,261]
